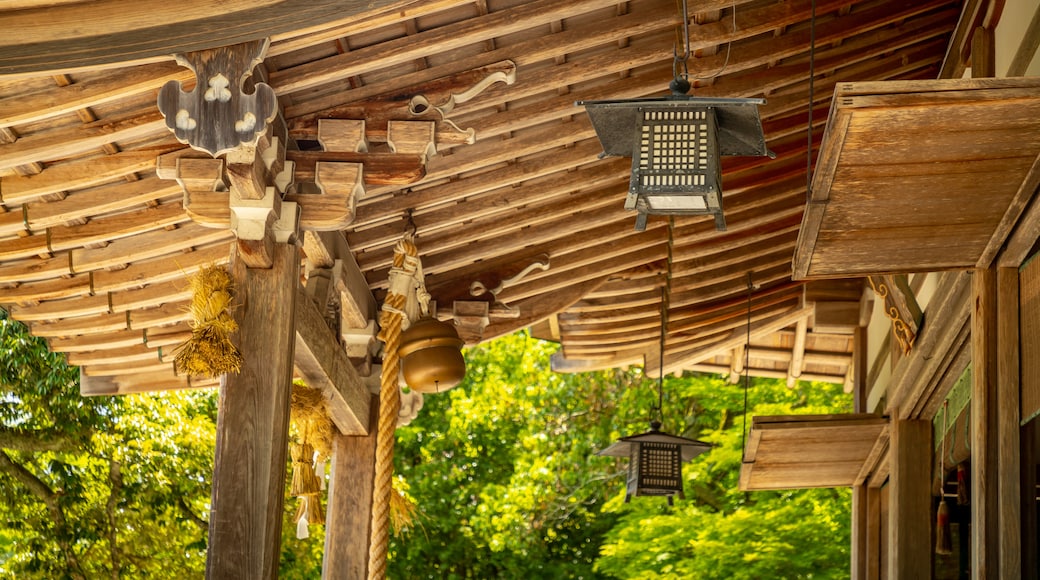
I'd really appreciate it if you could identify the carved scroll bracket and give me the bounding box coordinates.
[868,274,923,355]
[452,254,550,344]
[406,60,517,146]
[158,39,277,157]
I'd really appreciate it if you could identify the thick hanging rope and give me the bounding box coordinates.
[368,235,422,580]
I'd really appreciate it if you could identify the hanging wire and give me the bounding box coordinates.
[652,218,676,425]
[740,272,753,459]
[805,0,817,202]
[654,285,667,425]
[672,0,738,87]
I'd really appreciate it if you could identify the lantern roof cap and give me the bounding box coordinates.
[576,95,774,159]
[597,422,712,462]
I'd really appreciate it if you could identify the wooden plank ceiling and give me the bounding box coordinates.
[0,0,962,393]
[794,76,1040,279]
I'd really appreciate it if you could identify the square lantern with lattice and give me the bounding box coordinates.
[578,96,773,231]
[598,421,711,505]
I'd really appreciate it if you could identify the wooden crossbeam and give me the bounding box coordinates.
[293,288,371,435]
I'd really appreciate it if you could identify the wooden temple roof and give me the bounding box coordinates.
[0,0,967,394]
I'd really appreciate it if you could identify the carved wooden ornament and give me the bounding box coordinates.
[867,274,922,355]
[158,39,277,157]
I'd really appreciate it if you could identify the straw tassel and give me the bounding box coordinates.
[173,265,243,376]
[935,499,952,555]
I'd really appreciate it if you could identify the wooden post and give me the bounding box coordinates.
[997,267,1021,579]
[851,485,868,580]
[206,242,300,580]
[323,395,380,580]
[865,485,882,580]
[853,325,868,413]
[972,267,1000,580]
[888,417,931,580]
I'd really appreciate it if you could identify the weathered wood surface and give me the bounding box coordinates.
[997,267,1021,579]
[206,243,298,580]
[0,0,415,75]
[0,0,966,394]
[972,267,999,580]
[294,287,371,436]
[793,76,1040,279]
[739,414,887,491]
[887,418,931,580]
[322,397,379,580]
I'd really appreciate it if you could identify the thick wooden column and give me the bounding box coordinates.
[972,268,1000,580]
[206,243,300,580]
[865,485,882,580]
[323,396,380,580]
[997,267,1021,579]
[851,485,868,579]
[888,417,931,580]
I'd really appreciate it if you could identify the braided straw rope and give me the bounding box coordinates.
[368,236,419,579]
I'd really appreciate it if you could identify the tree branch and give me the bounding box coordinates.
[0,427,80,452]
[177,496,210,533]
[0,448,59,506]
[0,449,87,580]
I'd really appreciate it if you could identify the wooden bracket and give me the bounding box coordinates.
[868,274,923,355]
[453,300,490,345]
[301,230,378,374]
[441,254,550,344]
[287,60,517,147]
[157,39,277,157]
[469,253,549,308]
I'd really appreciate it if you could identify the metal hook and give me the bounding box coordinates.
[405,208,417,238]
[673,0,690,65]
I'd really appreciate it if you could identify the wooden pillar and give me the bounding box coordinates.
[323,396,380,580]
[854,325,868,413]
[972,268,1000,580]
[206,243,300,580]
[997,267,1021,579]
[866,486,882,580]
[851,485,868,579]
[888,417,931,580]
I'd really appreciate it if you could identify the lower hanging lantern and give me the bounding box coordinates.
[597,420,711,505]
[398,317,466,393]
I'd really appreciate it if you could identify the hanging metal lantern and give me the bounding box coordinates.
[578,88,772,231]
[597,420,711,505]
[398,317,465,393]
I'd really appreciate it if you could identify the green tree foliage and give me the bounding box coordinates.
[1,320,852,578]
[0,313,214,578]
[389,331,852,579]
[594,374,852,580]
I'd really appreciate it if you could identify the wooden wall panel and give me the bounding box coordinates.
[1020,255,1040,424]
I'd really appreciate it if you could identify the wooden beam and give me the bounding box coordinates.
[293,287,371,436]
[322,396,378,580]
[1007,0,1040,76]
[0,0,413,76]
[659,305,815,376]
[887,418,931,580]
[0,109,167,169]
[206,242,299,580]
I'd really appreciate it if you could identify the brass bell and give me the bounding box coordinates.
[398,317,466,393]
